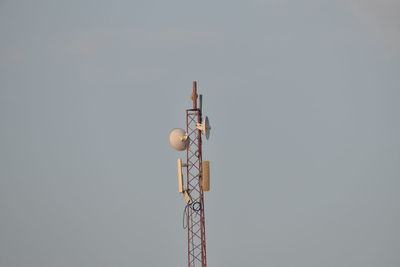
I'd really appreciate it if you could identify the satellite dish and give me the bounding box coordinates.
[196,116,211,140]
[169,128,189,151]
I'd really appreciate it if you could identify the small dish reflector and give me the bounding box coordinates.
[204,116,211,140]
[169,128,189,151]
[196,116,211,140]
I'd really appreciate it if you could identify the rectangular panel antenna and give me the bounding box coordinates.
[177,158,184,193]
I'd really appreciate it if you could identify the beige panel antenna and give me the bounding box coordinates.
[202,161,210,191]
[177,158,184,193]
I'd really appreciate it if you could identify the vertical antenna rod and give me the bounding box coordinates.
[192,81,198,109]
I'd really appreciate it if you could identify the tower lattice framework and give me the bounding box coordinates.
[185,82,207,267]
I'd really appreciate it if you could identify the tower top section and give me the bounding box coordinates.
[191,81,198,109]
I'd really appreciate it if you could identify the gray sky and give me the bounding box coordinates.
[1,1,399,266]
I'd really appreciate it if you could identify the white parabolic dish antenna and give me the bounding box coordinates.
[169,128,189,151]
[197,116,211,140]
[204,116,211,140]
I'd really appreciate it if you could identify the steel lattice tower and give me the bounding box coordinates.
[169,81,210,267]
[185,84,207,267]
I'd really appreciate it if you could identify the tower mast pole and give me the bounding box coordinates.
[186,81,207,267]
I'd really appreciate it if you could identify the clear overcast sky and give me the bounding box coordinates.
[1,1,399,267]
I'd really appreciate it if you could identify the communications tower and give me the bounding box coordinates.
[169,81,211,267]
